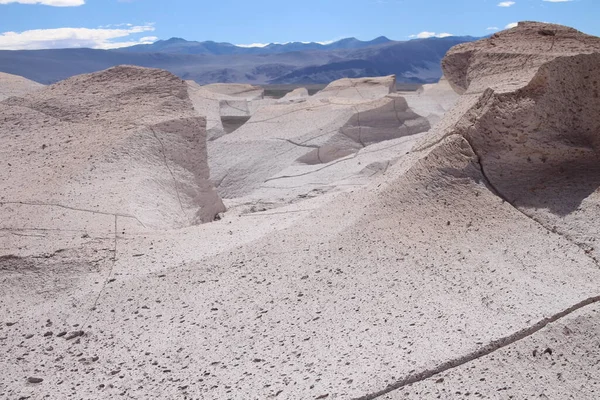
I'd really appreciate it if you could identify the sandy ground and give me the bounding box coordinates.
[1,22,600,400]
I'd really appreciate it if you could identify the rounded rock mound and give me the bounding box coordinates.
[0,72,44,101]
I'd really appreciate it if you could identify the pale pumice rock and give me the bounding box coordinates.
[208,75,429,199]
[0,71,44,101]
[0,65,225,231]
[3,22,600,400]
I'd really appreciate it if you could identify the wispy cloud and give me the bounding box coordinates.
[486,27,499,31]
[0,24,157,50]
[497,1,515,7]
[0,0,84,6]
[505,22,519,29]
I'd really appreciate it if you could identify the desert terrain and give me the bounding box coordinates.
[1,22,600,399]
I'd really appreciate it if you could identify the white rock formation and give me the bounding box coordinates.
[401,76,459,127]
[0,72,44,101]
[208,75,429,199]
[202,82,264,100]
[0,66,224,232]
[313,74,396,100]
[421,21,600,261]
[277,87,309,104]
[2,22,600,400]
[187,81,274,138]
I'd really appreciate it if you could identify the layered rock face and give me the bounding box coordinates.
[0,66,224,231]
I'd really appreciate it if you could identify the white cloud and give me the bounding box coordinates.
[505,22,519,29]
[497,1,515,6]
[0,0,84,6]
[486,27,499,31]
[0,25,156,50]
[409,32,453,39]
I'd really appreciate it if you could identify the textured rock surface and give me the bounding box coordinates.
[2,22,600,400]
[0,71,44,101]
[421,22,600,262]
[0,66,224,231]
[3,133,600,399]
[443,21,600,94]
[384,305,600,399]
[376,21,600,399]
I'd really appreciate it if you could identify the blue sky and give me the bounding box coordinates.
[0,0,596,50]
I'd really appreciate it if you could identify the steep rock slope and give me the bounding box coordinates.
[0,66,224,231]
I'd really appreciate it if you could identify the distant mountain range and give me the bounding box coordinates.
[0,36,478,86]
[121,36,395,55]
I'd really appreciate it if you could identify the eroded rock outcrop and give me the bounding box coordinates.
[277,87,309,104]
[443,22,600,94]
[416,22,600,260]
[187,81,275,138]
[297,95,429,165]
[402,76,459,127]
[208,75,429,198]
[202,83,264,100]
[0,66,225,231]
[312,75,396,100]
